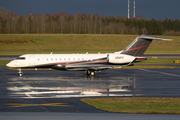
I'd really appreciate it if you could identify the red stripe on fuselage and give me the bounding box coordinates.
[37,59,107,67]
[125,46,147,51]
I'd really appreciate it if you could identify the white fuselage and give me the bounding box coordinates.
[6,53,136,68]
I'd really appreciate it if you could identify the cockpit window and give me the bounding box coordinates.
[16,57,26,60]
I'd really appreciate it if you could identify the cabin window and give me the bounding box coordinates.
[73,58,75,61]
[64,58,66,61]
[38,58,40,61]
[78,58,80,61]
[47,58,48,61]
[68,58,70,61]
[60,58,61,61]
[55,58,57,61]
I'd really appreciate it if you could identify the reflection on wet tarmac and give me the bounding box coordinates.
[1,66,180,98]
[6,76,135,98]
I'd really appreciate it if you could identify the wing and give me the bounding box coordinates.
[65,64,114,71]
[63,64,127,71]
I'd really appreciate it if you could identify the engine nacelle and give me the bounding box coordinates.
[107,54,136,64]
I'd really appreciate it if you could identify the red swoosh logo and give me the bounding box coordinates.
[125,45,147,51]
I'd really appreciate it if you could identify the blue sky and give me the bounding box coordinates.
[1,0,179,20]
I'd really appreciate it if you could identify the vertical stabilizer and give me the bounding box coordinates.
[120,35,171,57]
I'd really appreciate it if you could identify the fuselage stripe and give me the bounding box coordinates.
[35,59,107,67]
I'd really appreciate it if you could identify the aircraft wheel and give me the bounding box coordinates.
[19,73,23,77]
[90,71,95,76]
[86,70,95,76]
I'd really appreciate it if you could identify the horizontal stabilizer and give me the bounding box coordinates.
[140,37,172,41]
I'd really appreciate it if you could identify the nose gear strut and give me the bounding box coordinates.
[18,68,23,77]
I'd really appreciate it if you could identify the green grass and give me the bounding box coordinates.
[121,65,179,69]
[122,58,180,69]
[81,97,180,114]
[0,60,11,66]
[136,57,180,64]
[0,34,179,55]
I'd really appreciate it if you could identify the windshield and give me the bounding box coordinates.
[16,57,26,60]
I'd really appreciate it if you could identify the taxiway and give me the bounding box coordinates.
[0,66,180,119]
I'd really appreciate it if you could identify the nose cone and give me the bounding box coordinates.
[6,61,15,68]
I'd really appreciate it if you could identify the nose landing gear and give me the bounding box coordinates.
[18,68,23,77]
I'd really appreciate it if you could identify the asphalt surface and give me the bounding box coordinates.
[1,112,180,120]
[1,66,180,119]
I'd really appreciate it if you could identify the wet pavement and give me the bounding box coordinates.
[1,66,180,119]
[1,66,180,99]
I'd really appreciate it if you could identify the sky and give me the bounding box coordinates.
[1,0,180,20]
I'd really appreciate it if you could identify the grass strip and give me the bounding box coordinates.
[81,97,180,114]
[0,34,179,55]
[0,60,11,66]
[136,58,180,64]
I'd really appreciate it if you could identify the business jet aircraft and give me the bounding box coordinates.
[6,35,171,77]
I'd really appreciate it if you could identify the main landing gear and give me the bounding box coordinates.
[86,70,95,76]
[18,68,23,77]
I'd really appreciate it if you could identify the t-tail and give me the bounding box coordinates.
[120,34,172,57]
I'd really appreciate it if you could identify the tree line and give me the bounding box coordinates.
[0,7,180,35]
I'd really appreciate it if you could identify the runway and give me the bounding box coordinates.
[1,66,180,119]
